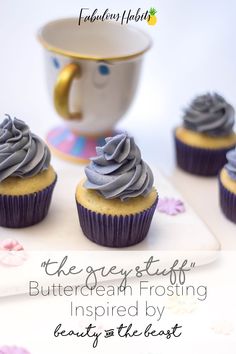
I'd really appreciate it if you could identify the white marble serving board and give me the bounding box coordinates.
[0,160,220,253]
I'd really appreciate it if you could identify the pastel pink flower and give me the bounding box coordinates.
[0,239,27,267]
[0,346,30,354]
[0,239,24,252]
[157,197,185,216]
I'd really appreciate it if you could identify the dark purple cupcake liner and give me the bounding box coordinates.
[219,177,236,223]
[76,197,158,248]
[0,177,57,228]
[174,134,235,176]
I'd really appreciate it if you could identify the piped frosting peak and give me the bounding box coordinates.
[0,115,51,182]
[183,93,235,136]
[225,148,236,181]
[84,133,154,201]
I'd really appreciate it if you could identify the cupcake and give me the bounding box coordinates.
[174,93,236,176]
[219,148,236,223]
[76,133,158,247]
[0,115,57,228]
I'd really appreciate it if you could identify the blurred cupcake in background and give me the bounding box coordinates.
[76,133,158,247]
[219,148,236,223]
[174,93,236,176]
[0,115,57,228]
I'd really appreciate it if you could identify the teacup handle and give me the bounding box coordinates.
[54,63,82,120]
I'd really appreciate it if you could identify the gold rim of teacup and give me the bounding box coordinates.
[37,18,152,62]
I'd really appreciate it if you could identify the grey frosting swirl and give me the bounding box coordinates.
[225,148,236,181]
[0,115,51,182]
[84,133,154,201]
[183,93,235,136]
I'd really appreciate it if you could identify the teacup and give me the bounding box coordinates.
[38,18,151,162]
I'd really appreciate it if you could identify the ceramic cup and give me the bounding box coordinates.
[38,18,151,161]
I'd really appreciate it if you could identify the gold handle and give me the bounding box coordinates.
[54,63,82,120]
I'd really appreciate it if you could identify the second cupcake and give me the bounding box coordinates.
[76,133,158,247]
[174,93,236,176]
[0,115,57,228]
[219,148,236,223]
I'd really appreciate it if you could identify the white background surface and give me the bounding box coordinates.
[0,0,236,248]
[0,2,236,352]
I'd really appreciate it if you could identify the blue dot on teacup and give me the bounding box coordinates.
[98,64,110,76]
[52,57,60,69]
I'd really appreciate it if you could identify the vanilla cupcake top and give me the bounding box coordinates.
[183,93,235,136]
[84,133,154,201]
[225,148,236,181]
[0,115,51,182]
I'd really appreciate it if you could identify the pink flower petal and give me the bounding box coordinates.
[0,239,24,251]
[0,251,28,267]
[0,239,27,267]
[0,346,30,354]
[157,197,185,216]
